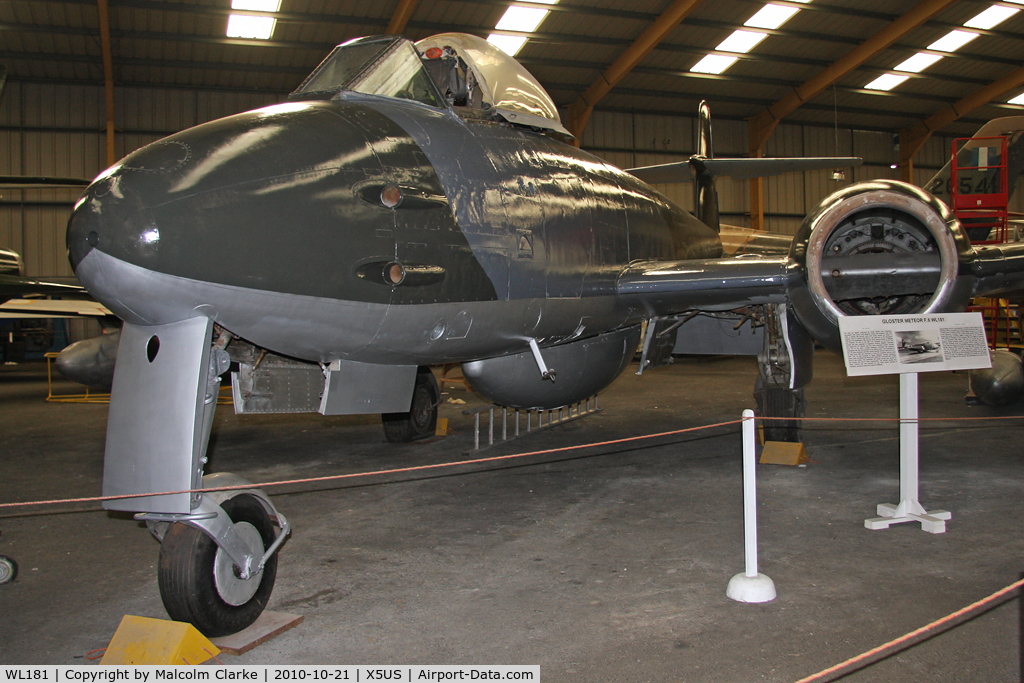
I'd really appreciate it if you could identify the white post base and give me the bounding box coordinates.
[727,572,777,603]
[865,500,951,534]
[865,373,952,535]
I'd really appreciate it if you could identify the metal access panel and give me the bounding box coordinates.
[231,356,324,414]
[673,314,764,356]
[319,361,417,415]
[103,317,213,514]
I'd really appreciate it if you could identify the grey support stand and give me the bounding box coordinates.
[864,373,951,534]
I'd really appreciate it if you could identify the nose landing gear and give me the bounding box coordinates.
[103,318,290,637]
[144,475,289,638]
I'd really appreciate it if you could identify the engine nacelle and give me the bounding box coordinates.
[462,326,641,409]
[788,180,975,352]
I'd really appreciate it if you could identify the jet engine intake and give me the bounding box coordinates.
[462,326,642,409]
[788,180,974,352]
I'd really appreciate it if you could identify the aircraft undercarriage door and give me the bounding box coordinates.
[103,317,216,514]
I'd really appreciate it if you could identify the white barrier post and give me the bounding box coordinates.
[727,409,777,603]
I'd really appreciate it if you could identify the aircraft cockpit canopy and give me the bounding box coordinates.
[290,33,570,137]
[290,36,445,109]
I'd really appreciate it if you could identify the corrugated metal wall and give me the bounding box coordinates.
[0,82,277,341]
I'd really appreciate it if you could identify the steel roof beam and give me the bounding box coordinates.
[563,0,706,141]
[96,0,116,166]
[899,64,1024,181]
[745,0,958,230]
[386,0,419,35]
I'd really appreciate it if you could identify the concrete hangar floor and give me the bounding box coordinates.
[0,351,1021,680]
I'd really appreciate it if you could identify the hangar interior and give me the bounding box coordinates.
[4,0,1024,345]
[2,0,1024,677]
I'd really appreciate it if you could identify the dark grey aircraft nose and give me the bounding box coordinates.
[67,99,442,311]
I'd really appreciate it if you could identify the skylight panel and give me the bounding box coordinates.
[487,34,529,56]
[893,52,943,73]
[689,1,808,75]
[495,6,550,33]
[864,3,1019,93]
[487,0,558,56]
[232,0,280,10]
[226,0,280,40]
[927,30,979,53]
[864,73,910,91]
[964,5,1019,30]
[690,54,739,75]
[744,4,800,30]
[226,14,276,39]
[716,30,768,54]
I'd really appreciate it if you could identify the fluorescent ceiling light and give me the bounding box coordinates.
[495,6,550,33]
[927,30,979,53]
[226,14,276,39]
[690,54,739,74]
[1010,93,1024,105]
[716,30,768,54]
[964,5,1019,30]
[688,0,808,76]
[893,52,943,73]
[864,73,910,91]
[487,34,529,56]
[488,0,558,56]
[231,0,280,10]
[744,4,800,30]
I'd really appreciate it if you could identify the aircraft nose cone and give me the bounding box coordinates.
[67,134,198,273]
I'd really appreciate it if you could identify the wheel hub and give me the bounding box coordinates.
[213,521,264,606]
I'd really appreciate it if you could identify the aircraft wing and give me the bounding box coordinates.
[616,255,792,314]
[0,272,110,318]
[0,176,91,189]
[626,157,862,185]
[0,298,112,318]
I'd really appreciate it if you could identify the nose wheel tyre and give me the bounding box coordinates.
[382,367,439,443]
[157,494,278,637]
[0,555,17,584]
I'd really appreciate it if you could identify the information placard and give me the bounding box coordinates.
[838,312,990,377]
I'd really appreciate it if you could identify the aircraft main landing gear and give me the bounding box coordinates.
[755,304,813,443]
[382,366,440,442]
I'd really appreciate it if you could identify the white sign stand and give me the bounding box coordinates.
[838,312,991,536]
[863,373,951,534]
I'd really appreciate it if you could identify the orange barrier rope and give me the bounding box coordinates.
[792,577,1024,683]
[0,419,744,511]
[3,412,1022,513]
[758,414,1024,422]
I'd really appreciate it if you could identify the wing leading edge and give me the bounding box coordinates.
[626,157,863,185]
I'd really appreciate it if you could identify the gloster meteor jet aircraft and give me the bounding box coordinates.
[65,33,1024,636]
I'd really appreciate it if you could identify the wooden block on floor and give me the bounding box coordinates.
[211,611,304,655]
[759,441,808,466]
